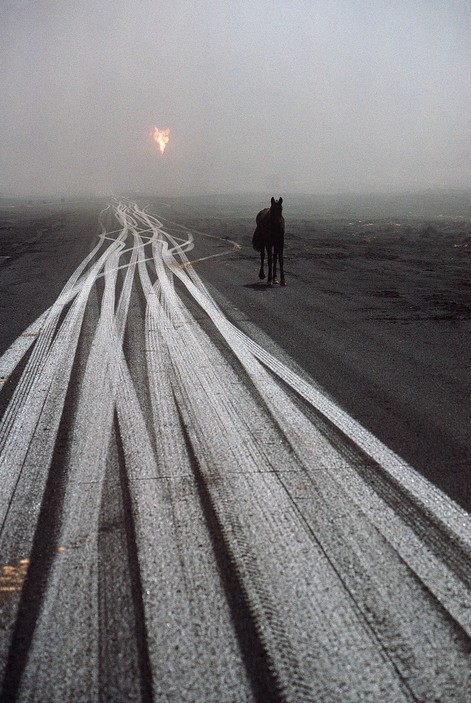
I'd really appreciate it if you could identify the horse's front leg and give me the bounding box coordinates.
[258,247,265,280]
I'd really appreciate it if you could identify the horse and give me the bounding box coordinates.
[252,196,286,286]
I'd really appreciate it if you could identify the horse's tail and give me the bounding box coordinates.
[252,226,263,252]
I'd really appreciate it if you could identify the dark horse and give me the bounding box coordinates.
[252,196,286,286]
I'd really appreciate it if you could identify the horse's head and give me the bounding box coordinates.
[270,196,283,223]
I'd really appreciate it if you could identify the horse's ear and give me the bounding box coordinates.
[271,197,275,205]
[279,197,283,205]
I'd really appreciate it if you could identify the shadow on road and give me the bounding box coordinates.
[243,282,278,291]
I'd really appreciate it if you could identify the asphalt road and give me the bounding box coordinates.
[180,206,471,514]
[0,198,470,702]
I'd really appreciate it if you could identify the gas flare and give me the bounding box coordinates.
[151,126,170,155]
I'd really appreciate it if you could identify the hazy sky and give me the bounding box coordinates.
[1,0,470,196]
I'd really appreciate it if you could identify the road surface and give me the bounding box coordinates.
[0,199,470,702]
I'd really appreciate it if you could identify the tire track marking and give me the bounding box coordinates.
[135,229,256,701]
[13,222,133,699]
[135,207,415,701]
[0,210,128,691]
[147,204,471,616]
[16,208,252,702]
[1,200,470,702]
[133,202,471,701]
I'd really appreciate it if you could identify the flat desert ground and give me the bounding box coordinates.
[1,192,471,512]
[1,192,471,700]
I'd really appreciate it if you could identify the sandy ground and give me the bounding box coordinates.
[0,197,470,700]
[1,193,471,514]
[145,193,471,512]
[0,199,104,355]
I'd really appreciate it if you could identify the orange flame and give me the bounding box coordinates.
[152,126,170,155]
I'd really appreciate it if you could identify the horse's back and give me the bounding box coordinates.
[251,208,267,251]
[256,208,270,227]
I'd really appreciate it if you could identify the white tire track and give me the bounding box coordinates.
[0,199,470,702]
[133,203,471,701]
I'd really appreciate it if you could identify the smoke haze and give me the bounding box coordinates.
[1,0,470,196]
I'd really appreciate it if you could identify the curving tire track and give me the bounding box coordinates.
[0,199,470,702]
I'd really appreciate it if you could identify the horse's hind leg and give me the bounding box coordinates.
[258,248,265,280]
